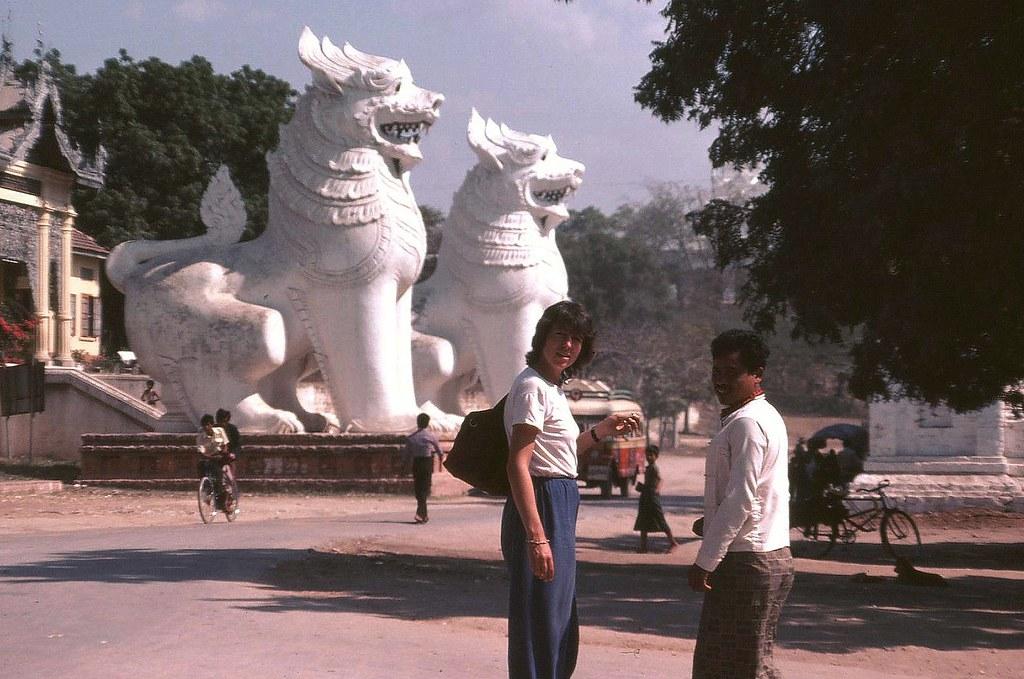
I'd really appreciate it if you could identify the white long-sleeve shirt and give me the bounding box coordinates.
[695,395,790,572]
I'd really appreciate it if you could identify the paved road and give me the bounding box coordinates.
[1,454,1009,678]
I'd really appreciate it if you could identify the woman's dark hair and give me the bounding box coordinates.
[200,414,215,426]
[215,408,230,422]
[525,300,596,382]
[711,329,769,373]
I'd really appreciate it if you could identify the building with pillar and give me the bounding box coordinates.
[0,60,105,365]
[861,399,1024,511]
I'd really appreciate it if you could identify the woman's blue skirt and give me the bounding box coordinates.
[501,477,580,679]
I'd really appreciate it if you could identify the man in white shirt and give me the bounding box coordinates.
[689,329,793,679]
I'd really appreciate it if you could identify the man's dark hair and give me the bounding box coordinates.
[711,329,769,373]
[645,444,660,457]
[200,414,215,426]
[145,380,155,388]
[416,412,430,429]
[525,300,596,382]
[215,408,230,422]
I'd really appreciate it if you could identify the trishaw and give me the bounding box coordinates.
[789,424,921,560]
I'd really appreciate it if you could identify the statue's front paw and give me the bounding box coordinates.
[417,401,465,436]
[267,410,305,434]
[321,412,342,433]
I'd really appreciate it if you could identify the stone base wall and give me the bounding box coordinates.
[80,432,454,494]
[855,473,1024,513]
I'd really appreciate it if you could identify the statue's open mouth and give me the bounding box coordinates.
[378,121,430,145]
[531,184,574,206]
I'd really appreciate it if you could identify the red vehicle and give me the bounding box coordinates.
[566,378,646,498]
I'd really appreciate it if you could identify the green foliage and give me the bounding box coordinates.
[560,188,862,420]
[33,49,296,248]
[559,206,676,324]
[635,1,1024,411]
[417,204,446,283]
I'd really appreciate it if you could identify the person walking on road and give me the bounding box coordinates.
[689,329,793,679]
[502,300,641,679]
[405,412,443,524]
[633,444,677,553]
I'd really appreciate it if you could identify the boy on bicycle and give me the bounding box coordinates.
[197,414,235,510]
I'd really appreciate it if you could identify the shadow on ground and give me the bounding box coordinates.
[2,541,1021,654]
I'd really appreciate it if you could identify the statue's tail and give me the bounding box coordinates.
[105,165,248,292]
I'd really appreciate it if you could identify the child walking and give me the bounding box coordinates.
[634,444,677,553]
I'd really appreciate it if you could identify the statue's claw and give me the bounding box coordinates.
[321,412,342,433]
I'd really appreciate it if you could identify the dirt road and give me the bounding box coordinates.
[2,452,1022,678]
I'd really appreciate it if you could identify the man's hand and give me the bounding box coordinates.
[688,564,712,592]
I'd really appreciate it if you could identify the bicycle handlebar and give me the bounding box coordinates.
[851,479,891,495]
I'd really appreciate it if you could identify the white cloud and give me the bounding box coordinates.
[511,6,605,50]
[172,0,226,23]
[494,0,647,53]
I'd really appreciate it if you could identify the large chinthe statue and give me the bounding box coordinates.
[413,110,584,412]
[106,27,444,432]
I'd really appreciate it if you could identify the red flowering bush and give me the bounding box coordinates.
[0,305,37,364]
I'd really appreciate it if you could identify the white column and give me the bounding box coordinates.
[33,209,52,364]
[54,214,75,365]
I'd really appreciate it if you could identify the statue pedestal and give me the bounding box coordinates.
[865,399,1024,511]
[78,431,461,494]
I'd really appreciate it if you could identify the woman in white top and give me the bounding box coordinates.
[502,301,640,679]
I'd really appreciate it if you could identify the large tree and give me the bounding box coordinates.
[19,48,295,351]
[25,49,297,248]
[558,192,863,423]
[633,1,1024,411]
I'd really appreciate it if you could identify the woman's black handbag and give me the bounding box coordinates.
[443,395,510,495]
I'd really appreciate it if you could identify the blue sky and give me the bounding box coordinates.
[5,0,714,213]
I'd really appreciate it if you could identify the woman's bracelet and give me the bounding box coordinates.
[528,538,549,546]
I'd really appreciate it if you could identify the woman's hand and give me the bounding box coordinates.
[529,541,555,582]
[597,412,642,439]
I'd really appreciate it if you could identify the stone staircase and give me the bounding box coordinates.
[80,432,423,493]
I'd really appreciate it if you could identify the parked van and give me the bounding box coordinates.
[565,378,646,498]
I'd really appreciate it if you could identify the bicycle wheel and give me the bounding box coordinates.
[223,477,240,522]
[198,477,216,524]
[793,521,838,558]
[881,509,921,562]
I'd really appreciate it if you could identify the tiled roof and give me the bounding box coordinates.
[72,228,108,257]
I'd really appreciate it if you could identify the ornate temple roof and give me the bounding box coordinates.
[0,60,105,188]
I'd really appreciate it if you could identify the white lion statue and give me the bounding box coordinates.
[106,27,444,432]
[412,109,584,412]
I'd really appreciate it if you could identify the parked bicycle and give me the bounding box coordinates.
[197,459,239,524]
[792,480,921,560]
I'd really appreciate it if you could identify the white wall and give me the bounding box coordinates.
[869,399,1002,458]
[1,368,160,461]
